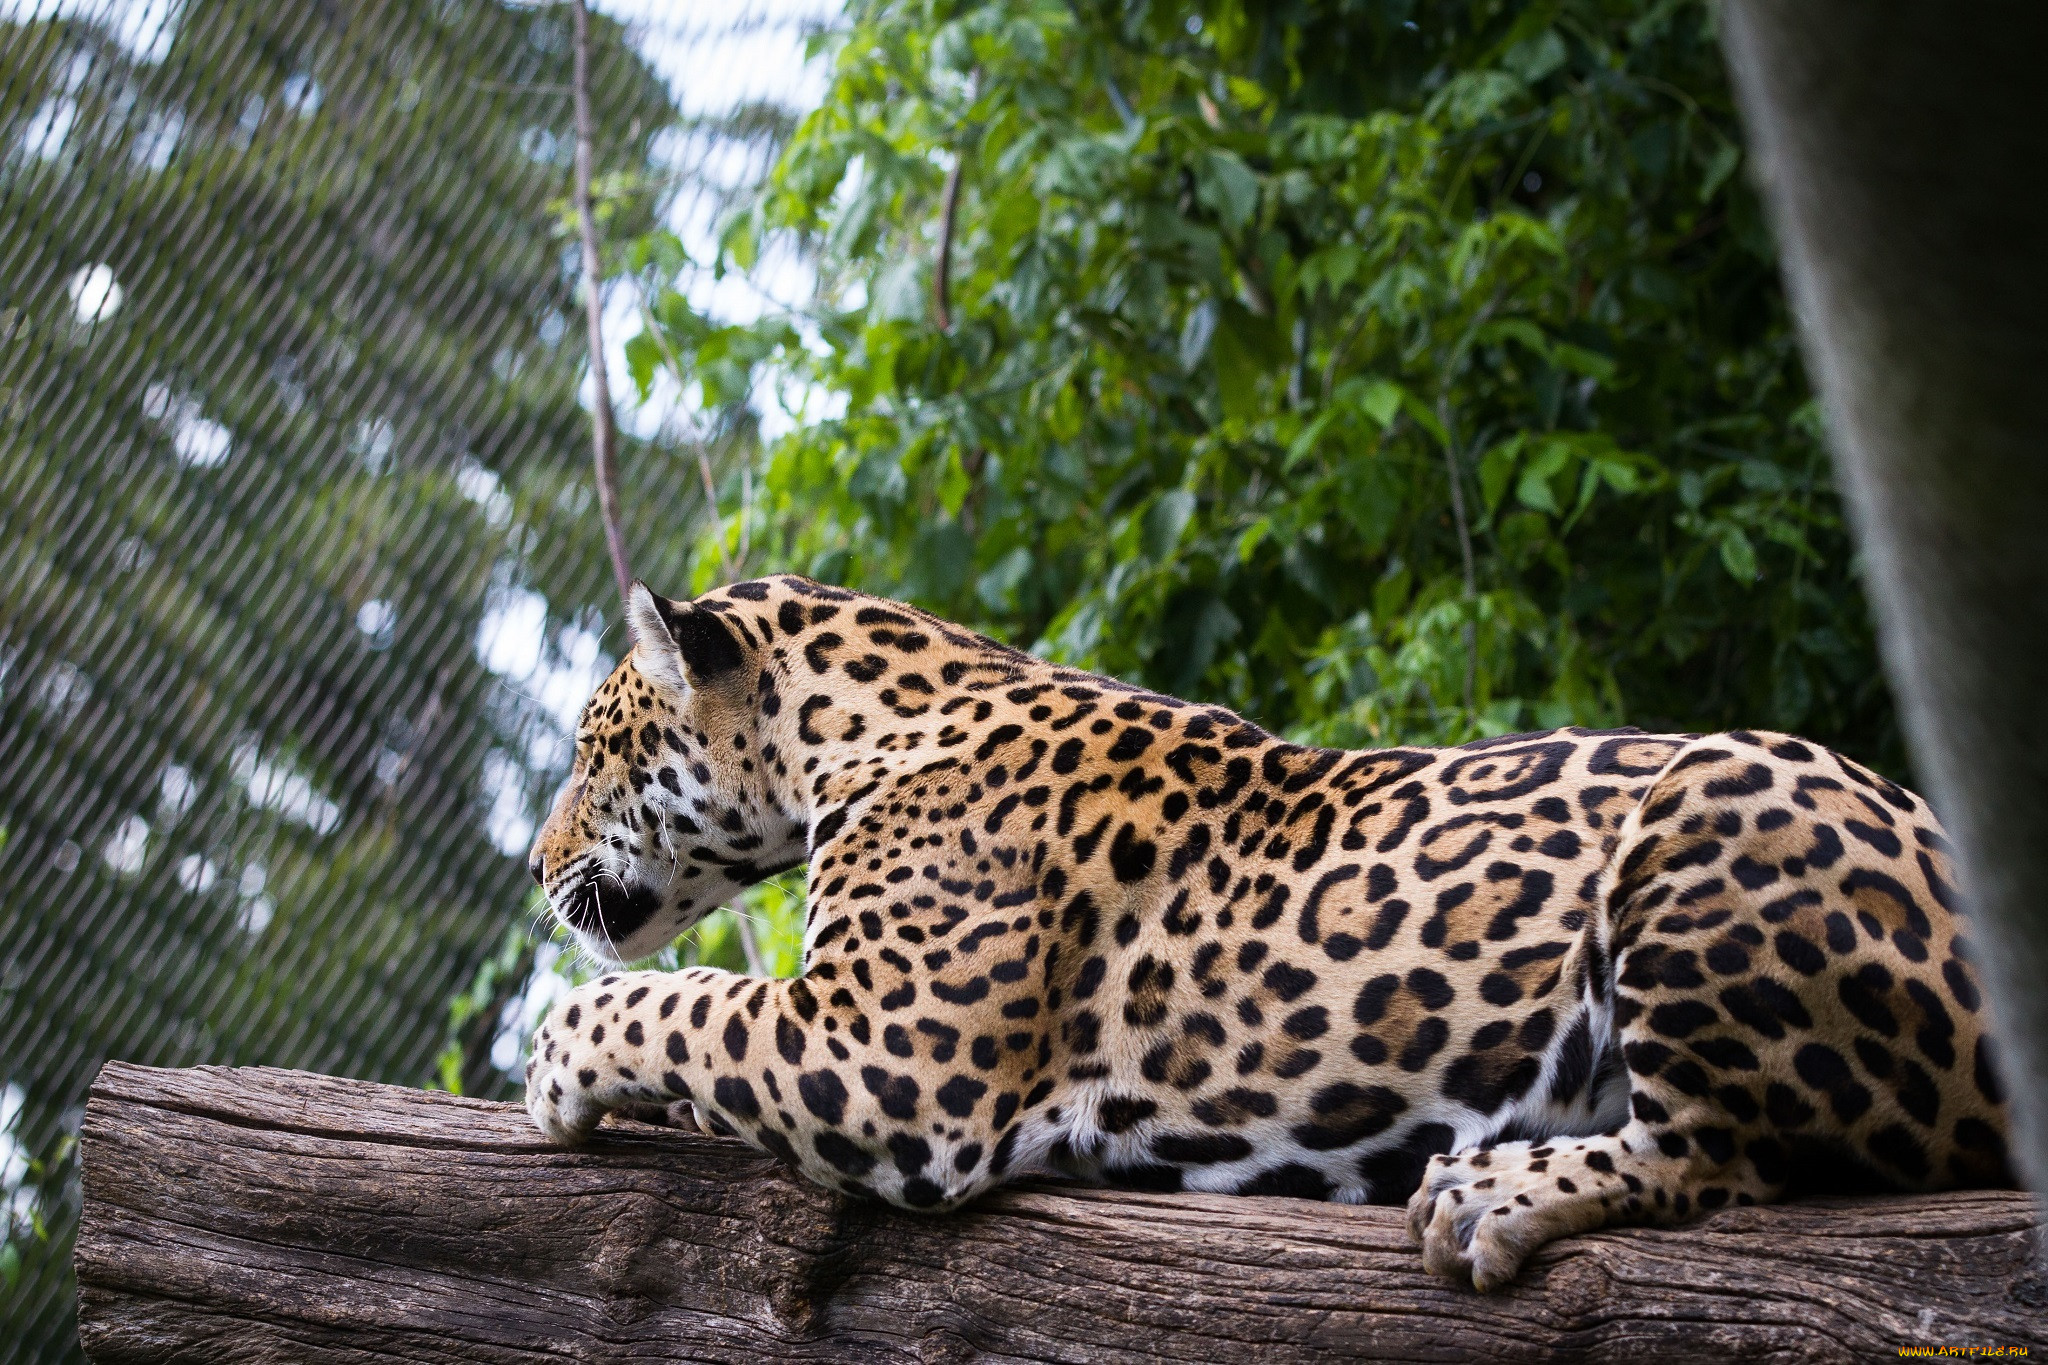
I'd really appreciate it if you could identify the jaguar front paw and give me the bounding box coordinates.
[523,973,672,1146]
[525,1056,605,1146]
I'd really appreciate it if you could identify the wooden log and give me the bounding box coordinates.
[76,1062,2047,1363]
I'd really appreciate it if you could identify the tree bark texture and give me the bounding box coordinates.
[75,1063,2047,1363]
[1719,1,2048,1197]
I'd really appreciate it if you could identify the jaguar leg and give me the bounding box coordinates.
[1407,1113,1778,1291]
[526,965,1026,1213]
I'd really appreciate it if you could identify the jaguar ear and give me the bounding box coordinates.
[627,582,744,689]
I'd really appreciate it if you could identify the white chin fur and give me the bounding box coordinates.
[572,905,712,966]
[575,922,667,965]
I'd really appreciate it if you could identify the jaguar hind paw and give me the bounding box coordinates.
[1407,1127,1776,1291]
[1407,1138,1619,1292]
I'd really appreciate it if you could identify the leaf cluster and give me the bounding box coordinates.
[641,0,1898,760]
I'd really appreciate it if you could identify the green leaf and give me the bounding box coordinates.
[624,331,663,402]
[977,546,1034,611]
[1179,299,1219,372]
[1359,378,1404,429]
[1144,489,1197,560]
[1515,437,1572,517]
[1211,313,1259,422]
[847,450,908,508]
[1503,29,1568,83]
[1303,242,1361,296]
[1479,318,1551,359]
[1700,141,1741,203]
[1164,592,1241,691]
[1515,451,1566,515]
[1199,148,1260,232]
[872,255,926,323]
[1771,654,1814,727]
[1738,459,1787,493]
[1400,390,1450,447]
[1373,564,1413,626]
[1285,406,1341,469]
[1551,343,1616,383]
[1568,461,1603,523]
[937,446,972,516]
[1426,70,1525,128]
[1342,455,1406,553]
[904,520,975,599]
[628,229,689,275]
[1478,434,1524,512]
[1719,526,1760,582]
[1594,456,1645,494]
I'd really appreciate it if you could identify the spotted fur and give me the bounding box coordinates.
[525,577,2011,1290]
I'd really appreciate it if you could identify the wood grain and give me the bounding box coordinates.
[75,1062,2047,1363]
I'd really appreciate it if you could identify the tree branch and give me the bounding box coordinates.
[932,153,965,333]
[1437,394,1479,717]
[732,911,768,977]
[76,1063,2048,1363]
[572,0,634,608]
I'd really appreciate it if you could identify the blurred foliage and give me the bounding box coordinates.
[629,0,1899,769]
[0,1,692,1355]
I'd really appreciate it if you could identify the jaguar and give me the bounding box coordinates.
[524,576,2010,1290]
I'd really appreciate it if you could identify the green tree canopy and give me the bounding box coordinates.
[635,0,1896,769]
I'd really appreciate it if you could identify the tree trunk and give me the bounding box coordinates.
[1718,2,2048,1203]
[74,1063,2046,1363]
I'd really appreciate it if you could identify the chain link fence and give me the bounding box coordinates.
[0,1,822,1356]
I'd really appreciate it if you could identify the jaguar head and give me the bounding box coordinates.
[526,582,806,963]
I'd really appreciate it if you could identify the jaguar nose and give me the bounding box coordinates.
[527,850,546,887]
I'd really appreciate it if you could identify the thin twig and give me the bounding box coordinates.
[737,460,752,570]
[1431,290,1510,721]
[933,65,983,334]
[572,0,634,607]
[1289,312,1311,409]
[733,911,768,977]
[466,79,571,95]
[1319,300,1373,398]
[933,154,964,332]
[1437,394,1479,717]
